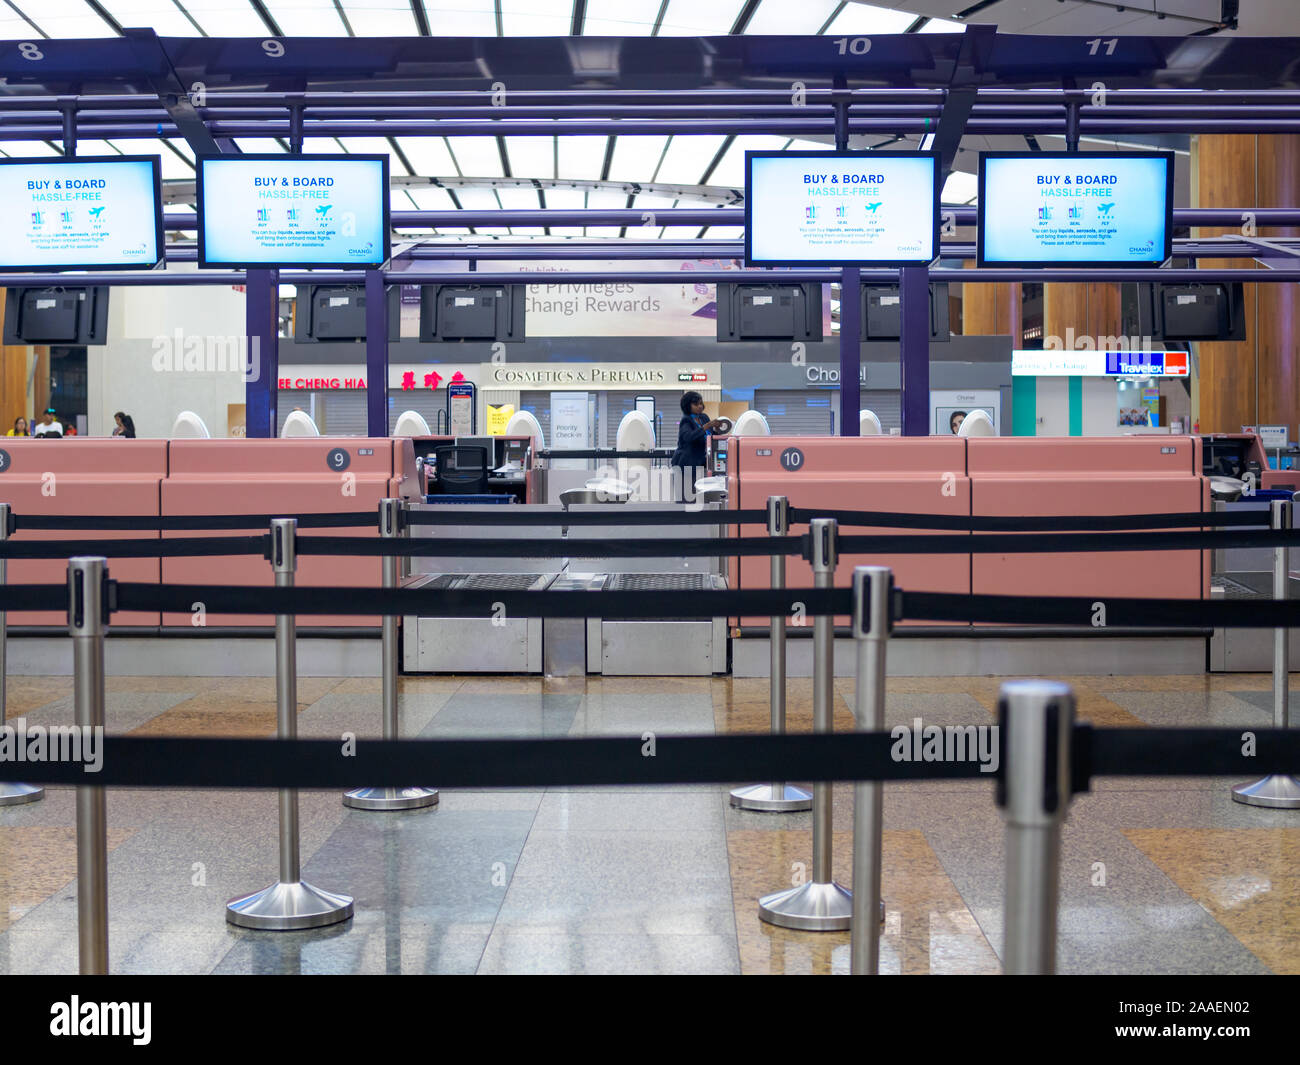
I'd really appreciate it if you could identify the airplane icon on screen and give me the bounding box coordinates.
[1098,202,1116,217]
[865,202,882,214]
[316,205,333,219]
[89,206,106,219]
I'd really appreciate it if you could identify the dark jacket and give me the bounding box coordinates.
[671,414,709,467]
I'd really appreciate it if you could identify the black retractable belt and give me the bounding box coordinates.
[14,512,376,531]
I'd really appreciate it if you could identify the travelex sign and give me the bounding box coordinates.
[1012,350,1189,378]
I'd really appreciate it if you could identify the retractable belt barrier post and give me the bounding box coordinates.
[226,518,354,930]
[1233,496,1300,808]
[730,496,812,813]
[850,566,892,975]
[759,517,853,930]
[68,556,109,975]
[344,500,438,811]
[996,680,1075,976]
[0,504,42,805]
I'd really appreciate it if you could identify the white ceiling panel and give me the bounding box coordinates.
[265,0,349,35]
[823,2,916,35]
[654,135,725,185]
[709,134,787,187]
[446,136,505,176]
[395,137,459,176]
[658,0,746,36]
[746,0,841,35]
[7,0,115,37]
[500,0,572,36]
[557,135,608,179]
[504,136,555,179]
[100,0,199,35]
[342,0,419,35]
[608,135,669,182]
[420,0,497,35]
[584,0,661,36]
[180,0,272,35]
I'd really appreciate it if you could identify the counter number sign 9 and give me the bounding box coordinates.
[327,447,351,472]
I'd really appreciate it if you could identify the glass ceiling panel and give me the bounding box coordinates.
[709,134,788,187]
[419,0,497,36]
[165,139,195,163]
[608,135,669,183]
[174,0,268,35]
[746,0,841,34]
[823,2,916,35]
[0,10,40,35]
[657,0,745,36]
[0,142,63,158]
[342,0,419,35]
[395,137,459,176]
[496,186,542,210]
[584,0,659,36]
[504,137,555,180]
[446,136,504,177]
[100,0,199,35]
[404,187,460,211]
[654,135,725,185]
[338,137,408,174]
[920,17,966,33]
[500,0,572,36]
[233,138,288,154]
[942,170,978,204]
[453,186,500,211]
[302,138,349,154]
[556,136,608,180]
[265,0,349,35]
[7,0,115,37]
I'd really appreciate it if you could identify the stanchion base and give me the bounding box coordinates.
[758,880,853,931]
[225,880,354,931]
[729,783,812,812]
[1231,775,1300,809]
[0,783,44,806]
[342,786,439,811]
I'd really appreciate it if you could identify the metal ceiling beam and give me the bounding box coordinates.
[121,28,224,158]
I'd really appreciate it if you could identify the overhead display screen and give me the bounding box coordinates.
[197,154,389,268]
[979,151,1174,267]
[0,156,162,271]
[745,151,940,267]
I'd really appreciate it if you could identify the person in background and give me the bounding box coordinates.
[671,390,728,497]
[6,417,27,437]
[113,412,136,438]
[950,410,967,435]
[32,409,63,438]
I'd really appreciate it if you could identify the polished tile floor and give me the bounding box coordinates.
[0,670,1295,974]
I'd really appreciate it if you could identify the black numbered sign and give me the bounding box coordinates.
[326,447,351,472]
[0,449,10,473]
[779,447,805,472]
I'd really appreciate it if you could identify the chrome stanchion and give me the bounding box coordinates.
[850,566,892,974]
[345,499,438,810]
[69,556,109,974]
[759,517,852,930]
[997,679,1075,975]
[227,518,354,929]
[1233,496,1300,808]
[731,495,812,812]
[0,504,42,805]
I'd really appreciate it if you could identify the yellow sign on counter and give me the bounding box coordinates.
[486,403,515,435]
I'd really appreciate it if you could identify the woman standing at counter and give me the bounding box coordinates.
[671,390,728,498]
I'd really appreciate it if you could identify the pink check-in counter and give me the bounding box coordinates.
[0,439,166,627]
[160,438,418,628]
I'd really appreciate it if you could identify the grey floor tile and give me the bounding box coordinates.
[511,829,731,883]
[418,693,581,738]
[532,790,724,833]
[1056,930,1270,975]
[493,876,736,936]
[476,932,740,975]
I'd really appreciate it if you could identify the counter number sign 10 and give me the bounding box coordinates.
[779,447,805,472]
[327,447,351,472]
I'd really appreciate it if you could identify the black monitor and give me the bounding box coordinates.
[717,283,823,342]
[431,445,489,495]
[3,286,110,345]
[420,285,526,342]
[861,282,950,342]
[294,284,400,343]
[1121,282,1246,342]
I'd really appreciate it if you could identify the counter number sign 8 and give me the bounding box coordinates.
[327,447,351,472]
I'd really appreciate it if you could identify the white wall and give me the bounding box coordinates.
[88,271,248,439]
[1034,377,1070,435]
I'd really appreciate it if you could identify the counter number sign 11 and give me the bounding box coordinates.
[779,447,805,472]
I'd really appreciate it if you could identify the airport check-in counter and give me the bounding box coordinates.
[561,502,729,676]
[1,439,168,628]
[401,501,728,675]
[412,435,539,503]
[401,503,566,672]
